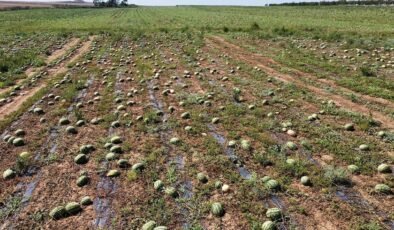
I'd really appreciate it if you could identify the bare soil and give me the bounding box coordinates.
[0,37,94,120]
[206,36,394,129]
[0,38,81,96]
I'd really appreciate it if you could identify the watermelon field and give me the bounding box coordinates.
[0,5,393,230]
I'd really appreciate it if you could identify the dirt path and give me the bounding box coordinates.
[0,38,81,96]
[47,37,93,75]
[0,36,94,120]
[25,38,81,78]
[209,36,394,109]
[46,38,80,63]
[206,36,394,129]
[0,79,23,96]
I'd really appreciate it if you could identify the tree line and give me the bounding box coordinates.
[93,0,138,7]
[269,0,394,6]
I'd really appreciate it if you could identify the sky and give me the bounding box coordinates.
[1,0,324,6]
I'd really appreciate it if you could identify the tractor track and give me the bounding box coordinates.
[206,36,394,129]
[0,38,80,97]
[0,36,95,121]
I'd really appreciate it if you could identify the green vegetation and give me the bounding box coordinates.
[0,6,392,40]
[0,5,393,230]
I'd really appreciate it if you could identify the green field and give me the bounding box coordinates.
[0,5,393,230]
[0,6,393,37]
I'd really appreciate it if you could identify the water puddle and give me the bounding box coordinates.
[93,143,117,228]
[79,78,94,100]
[180,182,193,229]
[68,76,95,114]
[304,153,320,167]
[298,150,393,229]
[293,139,393,227]
[93,174,116,229]
[170,155,194,229]
[173,155,185,169]
[171,155,193,199]
[148,80,164,110]
[93,73,122,228]
[2,125,62,228]
[336,186,394,229]
[269,194,286,210]
[21,180,38,203]
[115,72,123,95]
[269,119,393,228]
[207,124,297,228]
[147,77,193,228]
[4,75,95,228]
[208,124,251,179]
[147,79,170,122]
[180,180,193,200]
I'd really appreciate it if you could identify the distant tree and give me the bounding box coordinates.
[93,0,106,7]
[93,0,131,7]
[120,0,128,6]
[269,0,394,6]
[93,0,136,7]
[106,0,118,7]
